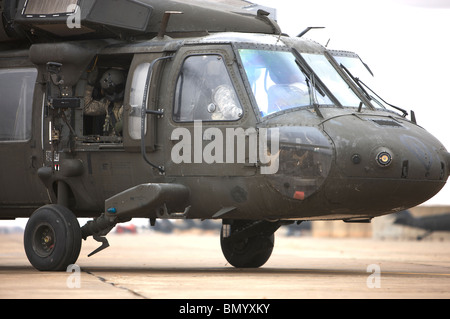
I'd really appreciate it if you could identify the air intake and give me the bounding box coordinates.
[371,119,403,128]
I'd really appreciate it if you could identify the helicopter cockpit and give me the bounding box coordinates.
[231,35,407,120]
[237,47,364,118]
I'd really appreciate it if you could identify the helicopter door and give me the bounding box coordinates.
[123,53,167,170]
[165,49,257,177]
[0,66,48,214]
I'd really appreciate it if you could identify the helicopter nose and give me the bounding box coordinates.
[445,151,450,175]
[322,114,449,215]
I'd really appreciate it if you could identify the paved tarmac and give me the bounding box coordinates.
[1,230,450,299]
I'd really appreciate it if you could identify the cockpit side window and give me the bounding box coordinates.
[0,68,37,142]
[173,54,243,122]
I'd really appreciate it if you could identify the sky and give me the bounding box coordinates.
[253,0,450,206]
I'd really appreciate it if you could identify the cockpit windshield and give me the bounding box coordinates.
[238,49,364,117]
[301,53,362,108]
[333,54,389,110]
[332,52,408,116]
[238,49,332,117]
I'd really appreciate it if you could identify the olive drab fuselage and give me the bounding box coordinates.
[1,32,448,222]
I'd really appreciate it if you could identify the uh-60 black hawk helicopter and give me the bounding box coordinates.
[0,0,449,271]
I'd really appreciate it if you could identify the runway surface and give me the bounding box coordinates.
[1,230,450,299]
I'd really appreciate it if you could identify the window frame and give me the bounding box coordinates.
[326,50,398,113]
[122,51,165,153]
[172,52,244,123]
[237,48,337,118]
[300,52,363,109]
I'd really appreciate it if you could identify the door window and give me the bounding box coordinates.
[173,55,243,122]
[0,68,37,141]
[128,62,150,140]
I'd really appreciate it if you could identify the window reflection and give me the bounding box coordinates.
[334,55,386,110]
[0,68,37,141]
[301,53,361,108]
[129,62,150,140]
[238,49,332,117]
[173,55,243,122]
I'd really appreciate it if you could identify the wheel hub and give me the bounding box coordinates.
[33,223,56,258]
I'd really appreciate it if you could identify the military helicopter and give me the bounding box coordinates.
[0,0,449,271]
[394,210,450,240]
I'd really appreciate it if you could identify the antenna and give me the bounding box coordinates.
[297,26,325,38]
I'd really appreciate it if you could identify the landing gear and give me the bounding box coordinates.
[24,205,82,271]
[220,220,281,268]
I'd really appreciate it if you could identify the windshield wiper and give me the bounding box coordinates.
[295,59,324,118]
[295,59,325,98]
[359,78,408,117]
[340,63,408,117]
[339,64,371,100]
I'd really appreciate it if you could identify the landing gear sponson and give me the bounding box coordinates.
[23,183,289,271]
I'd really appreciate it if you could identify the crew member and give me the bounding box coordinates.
[84,68,125,136]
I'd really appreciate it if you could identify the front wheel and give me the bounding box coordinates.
[24,205,82,271]
[220,223,274,268]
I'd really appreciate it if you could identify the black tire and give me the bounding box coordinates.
[24,204,82,271]
[220,224,274,268]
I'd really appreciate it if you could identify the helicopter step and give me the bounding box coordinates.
[104,183,190,220]
[80,183,190,257]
